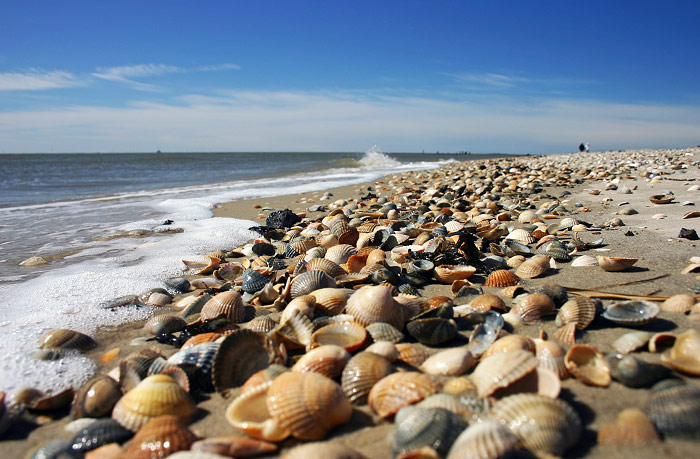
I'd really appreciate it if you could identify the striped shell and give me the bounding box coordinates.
[613,331,651,354]
[145,314,187,336]
[310,288,350,316]
[38,329,96,351]
[661,293,696,313]
[483,269,519,288]
[392,405,467,458]
[309,321,367,353]
[505,228,536,244]
[325,244,357,265]
[225,379,289,442]
[244,315,279,334]
[517,210,537,224]
[212,329,282,393]
[241,269,273,294]
[368,372,440,418]
[555,295,597,329]
[267,371,352,440]
[290,270,337,299]
[564,344,611,386]
[598,409,659,446]
[111,375,195,432]
[341,351,394,404]
[345,285,405,329]
[514,254,550,279]
[511,293,555,322]
[646,378,700,440]
[366,322,405,343]
[491,393,582,456]
[470,349,538,397]
[124,415,198,459]
[406,318,457,346]
[305,258,346,278]
[571,255,598,267]
[535,339,569,379]
[553,323,577,345]
[447,420,520,459]
[395,343,433,367]
[292,345,350,378]
[200,290,244,322]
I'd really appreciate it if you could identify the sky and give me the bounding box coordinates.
[1,1,699,154]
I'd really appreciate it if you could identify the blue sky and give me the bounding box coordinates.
[1,1,699,154]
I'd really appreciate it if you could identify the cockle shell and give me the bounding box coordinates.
[341,351,394,405]
[38,328,96,351]
[613,331,651,354]
[661,293,696,313]
[468,293,507,312]
[602,300,659,326]
[305,258,346,278]
[420,348,475,376]
[514,254,550,279]
[365,322,405,343]
[433,265,477,283]
[565,344,611,386]
[365,341,399,362]
[598,409,659,446]
[406,318,457,346]
[200,290,244,322]
[555,295,597,329]
[267,371,352,440]
[274,308,314,349]
[69,418,132,454]
[309,321,367,352]
[111,375,195,432]
[646,378,700,440]
[241,269,273,294]
[483,269,520,288]
[144,314,187,336]
[597,256,638,272]
[392,406,467,458]
[553,322,577,345]
[416,393,472,417]
[535,339,568,379]
[345,285,405,329]
[290,270,337,299]
[368,372,440,418]
[292,345,350,378]
[225,379,290,442]
[505,228,536,244]
[70,376,121,420]
[571,255,598,267]
[446,420,520,459]
[123,415,198,459]
[511,293,555,322]
[482,334,535,359]
[310,288,351,316]
[661,329,700,375]
[244,315,279,334]
[325,244,357,265]
[395,343,433,367]
[491,393,581,456]
[470,349,538,397]
[281,295,315,322]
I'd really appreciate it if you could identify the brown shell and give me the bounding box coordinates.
[433,265,477,283]
[514,254,550,279]
[368,372,440,418]
[306,258,347,278]
[535,339,569,379]
[267,371,352,440]
[347,254,368,273]
[470,349,538,397]
[345,285,405,329]
[661,293,696,313]
[395,343,434,367]
[596,256,638,272]
[191,436,278,457]
[564,344,611,386]
[309,321,367,353]
[213,329,283,393]
[310,288,350,316]
[484,270,520,288]
[501,285,526,298]
[325,244,358,265]
[446,420,520,459]
[181,332,223,350]
[341,351,394,404]
[338,228,360,246]
[38,328,96,351]
[123,414,198,459]
[292,345,351,378]
[553,323,577,345]
[144,314,187,336]
[511,293,555,322]
[661,329,700,375]
[225,378,290,442]
[482,335,536,359]
[200,290,244,322]
[598,409,659,446]
[555,295,597,329]
[71,376,121,419]
[466,293,508,313]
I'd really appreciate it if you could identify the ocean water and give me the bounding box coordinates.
[0,148,496,395]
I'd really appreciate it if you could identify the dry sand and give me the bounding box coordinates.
[3,148,700,458]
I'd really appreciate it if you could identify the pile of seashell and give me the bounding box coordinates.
[5,147,700,458]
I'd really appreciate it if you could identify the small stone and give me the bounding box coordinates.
[679,228,699,240]
[19,256,47,267]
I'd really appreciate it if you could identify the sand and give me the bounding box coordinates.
[2,147,700,458]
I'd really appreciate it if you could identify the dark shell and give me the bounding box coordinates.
[241,269,273,294]
[71,376,121,419]
[28,440,82,459]
[406,318,457,346]
[366,322,405,343]
[212,329,282,393]
[341,352,394,405]
[38,329,96,351]
[290,270,337,298]
[392,406,467,457]
[266,209,301,229]
[502,240,531,256]
[164,277,191,293]
[252,242,277,257]
[607,354,670,388]
[646,378,700,440]
[144,314,187,336]
[167,342,220,392]
[70,418,133,453]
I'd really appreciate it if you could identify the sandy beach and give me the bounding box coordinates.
[3,147,700,458]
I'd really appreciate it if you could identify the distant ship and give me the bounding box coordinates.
[156,150,162,154]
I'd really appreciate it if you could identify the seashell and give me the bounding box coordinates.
[325,244,357,265]
[395,342,433,367]
[309,288,350,316]
[514,254,550,279]
[406,318,457,346]
[501,285,526,298]
[365,340,399,362]
[661,329,700,375]
[506,255,525,268]
[470,349,538,397]
[648,332,676,353]
[649,194,674,204]
[482,334,535,359]
[602,300,659,326]
[123,415,197,459]
[200,290,244,322]
[345,285,405,329]
[309,321,367,353]
[420,348,475,376]
[225,378,290,442]
[305,246,327,261]
[347,253,368,273]
[16,387,74,411]
[559,217,578,229]
[608,354,670,388]
[491,393,581,456]
[511,293,555,322]
[492,366,561,399]
[565,344,611,386]
[661,293,696,313]
[303,257,344,278]
[535,339,569,379]
[440,376,478,397]
[433,265,477,283]
[292,344,350,378]
[191,436,278,457]
[613,331,651,354]
[553,323,577,345]
[598,408,659,446]
[38,328,96,351]
[506,228,536,244]
[502,240,531,257]
[468,293,507,312]
[267,371,352,440]
[571,255,598,267]
[338,228,360,246]
[71,376,121,420]
[596,256,638,272]
[290,270,337,299]
[369,372,440,418]
[341,351,394,404]
[244,315,279,334]
[70,418,133,454]
[144,291,172,307]
[144,314,187,336]
[241,269,273,294]
[366,322,404,343]
[415,393,470,417]
[213,329,282,393]
[282,442,365,459]
[555,295,597,329]
[446,420,520,459]
[392,406,467,458]
[483,270,519,288]
[646,378,700,440]
[112,375,195,432]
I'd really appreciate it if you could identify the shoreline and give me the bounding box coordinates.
[3,147,700,458]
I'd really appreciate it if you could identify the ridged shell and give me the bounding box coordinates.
[368,372,440,418]
[200,290,244,322]
[70,418,133,454]
[167,342,219,391]
[144,314,187,335]
[482,335,535,359]
[292,344,350,378]
[365,341,399,362]
[111,375,196,431]
[395,343,433,367]
[310,288,350,316]
[244,315,279,334]
[345,285,405,329]
[468,293,507,312]
[433,265,477,283]
[514,254,550,279]
[483,269,519,288]
[38,328,96,351]
[646,378,700,440]
[309,321,367,352]
[661,293,696,313]
[470,349,538,397]
[71,376,121,420]
[241,269,273,294]
[392,406,467,458]
[505,228,536,244]
[602,300,659,326]
[511,293,555,322]
[598,408,659,446]
[406,318,457,346]
[535,339,569,379]
[290,270,337,299]
[597,256,638,272]
[420,348,475,376]
[565,344,611,386]
[325,244,357,265]
[341,351,394,405]
[553,323,577,345]
[267,371,352,440]
[517,210,536,224]
[661,329,700,375]
[446,420,520,459]
[225,379,289,442]
[213,329,282,393]
[123,415,198,459]
[613,331,651,354]
[491,393,581,456]
[366,322,404,343]
[305,258,346,278]
[555,295,597,329]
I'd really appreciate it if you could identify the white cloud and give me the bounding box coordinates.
[0,69,82,91]
[0,89,698,154]
[91,63,239,91]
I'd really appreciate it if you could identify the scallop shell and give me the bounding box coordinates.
[70,376,121,420]
[613,331,651,354]
[597,256,638,272]
[511,293,555,322]
[514,254,550,279]
[433,265,477,283]
[646,378,700,440]
[565,344,611,386]
[290,270,337,299]
[420,348,475,376]
[366,322,404,343]
[310,288,350,316]
[167,342,219,391]
[123,415,197,459]
[225,379,290,441]
[144,314,187,336]
[267,371,352,440]
[602,300,659,326]
[244,315,279,334]
[406,318,457,346]
[555,295,597,329]
[325,244,357,265]
[38,328,96,351]
[553,323,577,345]
[368,372,440,418]
[517,210,537,224]
[470,349,538,398]
[571,255,598,267]
[305,258,346,278]
[505,228,536,244]
[365,341,399,362]
[661,293,696,313]
[598,408,659,446]
[661,329,700,375]
[292,345,350,378]
[491,393,582,456]
[213,329,282,393]
[309,321,367,352]
[535,338,569,379]
[483,270,520,288]
[345,285,405,329]
[241,269,273,294]
[392,406,467,458]
[446,420,520,459]
[200,290,245,322]
[111,375,195,431]
[395,343,433,367]
[341,351,394,404]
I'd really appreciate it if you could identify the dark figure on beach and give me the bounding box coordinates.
[578,142,590,153]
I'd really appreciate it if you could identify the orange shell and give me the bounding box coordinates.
[200,290,244,322]
[124,415,198,459]
[368,372,440,418]
[564,344,611,386]
[484,270,520,288]
[468,294,507,312]
[514,255,550,279]
[511,293,555,322]
[433,265,477,283]
[598,409,659,446]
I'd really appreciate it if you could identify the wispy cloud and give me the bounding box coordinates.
[92,63,239,91]
[0,69,82,91]
[450,72,531,88]
[446,72,597,96]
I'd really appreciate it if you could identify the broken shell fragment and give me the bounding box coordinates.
[565,344,611,387]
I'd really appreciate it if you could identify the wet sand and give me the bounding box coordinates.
[3,147,700,458]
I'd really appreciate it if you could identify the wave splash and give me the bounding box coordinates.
[358,145,401,169]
